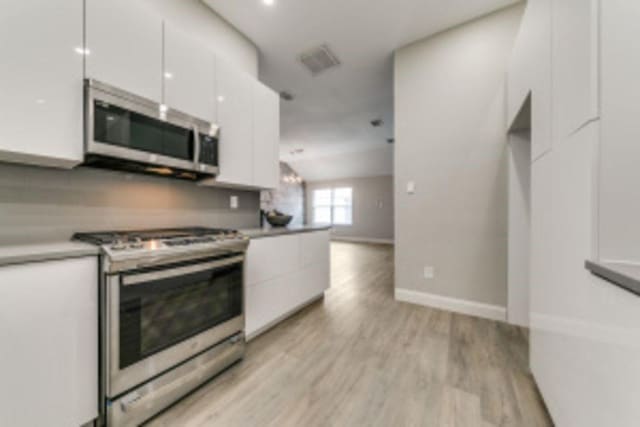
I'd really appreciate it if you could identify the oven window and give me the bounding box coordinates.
[118,261,242,369]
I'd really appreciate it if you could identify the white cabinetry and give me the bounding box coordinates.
[85,0,162,102]
[598,0,640,262]
[0,0,84,168]
[552,0,599,138]
[507,0,553,159]
[0,1,280,185]
[0,257,98,427]
[245,230,330,338]
[252,82,280,189]
[163,23,216,122]
[215,59,254,186]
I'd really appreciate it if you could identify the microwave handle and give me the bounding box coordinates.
[192,125,201,166]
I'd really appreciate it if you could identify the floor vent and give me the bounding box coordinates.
[298,44,341,76]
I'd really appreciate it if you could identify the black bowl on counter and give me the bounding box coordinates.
[264,213,293,227]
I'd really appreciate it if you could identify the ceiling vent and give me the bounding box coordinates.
[298,44,341,76]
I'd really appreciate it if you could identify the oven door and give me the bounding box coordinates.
[106,254,245,398]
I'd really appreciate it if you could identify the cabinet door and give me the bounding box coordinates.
[215,59,254,186]
[299,231,330,269]
[85,0,162,102]
[0,257,98,427]
[252,81,280,189]
[163,23,216,122]
[552,0,599,138]
[245,276,290,337]
[245,235,300,286]
[0,0,83,168]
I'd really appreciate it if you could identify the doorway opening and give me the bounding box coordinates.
[507,93,532,327]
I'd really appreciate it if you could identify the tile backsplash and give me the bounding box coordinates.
[0,163,260,244]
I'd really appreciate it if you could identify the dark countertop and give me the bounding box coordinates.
[585,260,640,297]
[0,241,100,267]
[240,224,332,240]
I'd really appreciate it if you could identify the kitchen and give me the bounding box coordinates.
[2,0,640,426]
[0,1,330,425]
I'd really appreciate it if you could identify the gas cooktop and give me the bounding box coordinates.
[74,227,239,246]
[73,227,249,271]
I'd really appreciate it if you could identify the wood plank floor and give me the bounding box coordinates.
[149,242,553,427]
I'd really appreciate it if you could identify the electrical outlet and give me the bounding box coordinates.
[230,196,239,209]
[423,266,435,279]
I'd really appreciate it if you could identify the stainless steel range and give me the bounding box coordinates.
[74,227,249,427]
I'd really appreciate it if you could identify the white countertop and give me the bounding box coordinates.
[240,224,332,239]
[0,241,100,267]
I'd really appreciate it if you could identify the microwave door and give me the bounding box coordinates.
[85,80,214,178]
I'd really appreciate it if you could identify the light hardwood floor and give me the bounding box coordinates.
[149,242,552,427]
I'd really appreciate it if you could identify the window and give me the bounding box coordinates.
[313,188,353,225]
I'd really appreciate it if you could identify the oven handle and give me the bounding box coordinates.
[192,124,201,167]
[122,255,244,286]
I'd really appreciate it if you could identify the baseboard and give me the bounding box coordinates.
[331,236,394,245]
[394,288,507,322]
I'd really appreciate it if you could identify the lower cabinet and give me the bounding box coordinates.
[0,257,98,427]
[245,230,330,338]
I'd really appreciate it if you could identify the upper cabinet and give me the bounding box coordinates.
[85,0,163,102]
[0,0,84,168]
[252,81,280,189]
[551,0,599,139]
[215,59,255,186]
[0,2,280,187]
[163,23,216,122]
[598,0,640,262]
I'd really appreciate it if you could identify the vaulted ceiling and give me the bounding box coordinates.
[203,0,520,181]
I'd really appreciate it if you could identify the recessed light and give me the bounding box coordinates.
[74,47,90,56]
[35,99,46,105]
[263,0,275,5]
[164,72,174,79]
[217,95,225,103]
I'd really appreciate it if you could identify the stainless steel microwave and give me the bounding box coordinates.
[83,79,219,181]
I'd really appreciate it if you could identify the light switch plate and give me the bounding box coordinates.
[423,266,435,279]
[230,196,239,209]
[407,181,416,194]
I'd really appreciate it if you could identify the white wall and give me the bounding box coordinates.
[394,5,525,309]
[306,175,394,242]
[145,0,258,76]
[508,0,640,426]
[507,130,531,327]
